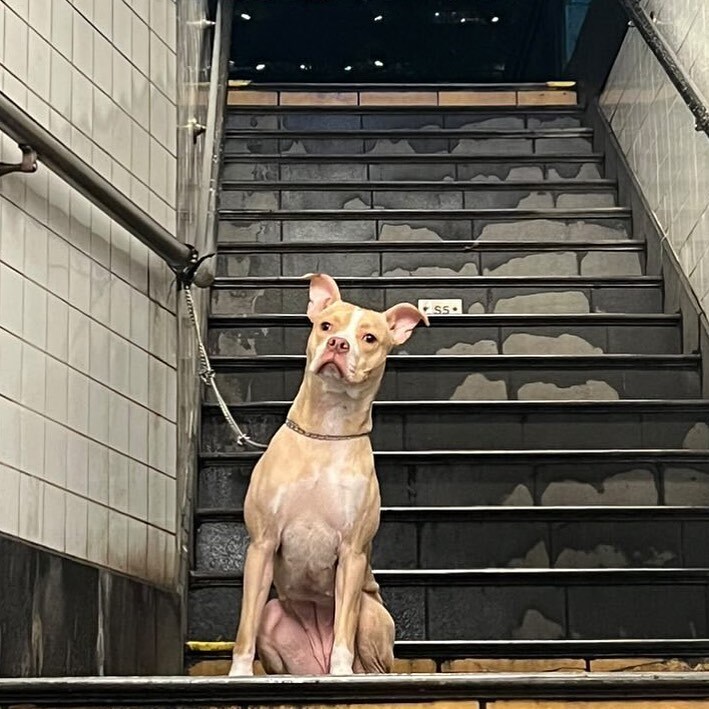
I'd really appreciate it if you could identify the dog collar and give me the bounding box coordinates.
[285,418,371,441]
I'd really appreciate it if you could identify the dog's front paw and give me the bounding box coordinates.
[329,645,354,675]
[228,655,254,676]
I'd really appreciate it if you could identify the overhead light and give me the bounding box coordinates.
[299,64,307,70]
[374,14,383,21]
[460,17,466,23]
[256,63,266,71]
[434,11,440,16]
[344,65,352,71]
[240,13,251,20]
[491,15,500,23]
[374,60,384,67]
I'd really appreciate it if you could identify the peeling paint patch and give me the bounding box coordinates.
[682,423,709,449]
[451,373,508,400]
[494,291,590,314]
[665,468,709,505]
[379,224,444,241]
[512,609,564,640]
[518,379,620,400]
[502,484,535,506]
[342,197,370,210]
[484,252,578,277]
[509,541,551,568]
[438,340,499,355]
[581,252,642,276]
[383,263,479,277]
[467,302,486,314]
[503,333,602,355]
[541,470,658,505]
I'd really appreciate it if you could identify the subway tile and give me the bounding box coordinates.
[109,332,130,394]
[0,463,20,536]
[111,159,131,197]
[108,450,129,513]
[68,247,91,312]
[108,391,130,453]
[131,66,150,126]
[112,49,134,112]
[146,524,165,585]
[72,11,94,79]
[70,191,92,254]
[93,84,114,149]
[42,483,66,553]
[21,343,46,411]
[44,421,67,487]
[89,320,110,382]
[0,263,24,336]
[129,403,148,463]
[127,517,147,578]
[109,274,131,338]
[28,29,51,98]
[129,344,149,405]
[24,219,48,284]
[19,472,43,544]
[1,200,26,272]
[0,327,22,401]
[147,467,166,529]
[148,413,166,473]
[111,108,133,170]
[20,407,45,477]
[4,6,28,81]
[86,500,108,566]
[129,240,149,295]
[130,125,150,185]
[47,172,71,235]
[89,260,111,322]
[149,33,167,96]
[148,356,167,417]
[112,0,132,58]
[0,397,21,469]
[165,422,175,477]
[45,357,69,422]
[164,476,175,533]
[93,0,112,41]
[88,381,110,444]
[67,307,90,371]
[90,204,111,267]
[87,440,109,504]
[50,49,73,120]
[65,492,88,559]
[128,460,148,520]
[131,10,149,76]
[71,68,93,135]
[22,280,47,349]
[66,368,89,434]
[51,0,74,60]
[93,31,112,94]
[66,430,88,495]
[149,137,168,202]
[29,0,51,40]
[110,223,131,281]
[73,0,94,22]
[46,294,69,360]
[108,508,128,571]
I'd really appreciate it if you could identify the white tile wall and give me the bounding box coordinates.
[600,21,709,317]
[0,0,179,588]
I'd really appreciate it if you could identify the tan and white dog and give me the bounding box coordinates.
[228,273,428,676]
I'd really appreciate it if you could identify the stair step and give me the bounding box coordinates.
[220,182,617,210]
[208,354,700,402]
[194,505,709,573]
[224,129,594,157]
[188,567,709,641]
[218,208,631,243]
[216,240,641,278]
[222,154,603,183]
[198,449,709,509]
[208,313,681,357]
[201,400,709,453]
[211,276,662,316]
[227,106,584,131]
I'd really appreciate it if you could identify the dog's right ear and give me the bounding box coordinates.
[304,273,341,322]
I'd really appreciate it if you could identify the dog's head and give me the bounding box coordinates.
[304,273,429,392]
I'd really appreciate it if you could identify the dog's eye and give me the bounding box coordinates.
[320,322,331,332]
[363,333,377,344]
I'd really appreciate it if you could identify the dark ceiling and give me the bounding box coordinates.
[228,0,580,84]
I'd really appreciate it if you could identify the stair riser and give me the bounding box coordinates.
[195,518,709,572]
[198,459,709,508]
[220,188,617,211]
[208,322,680,356]
[210,365,699,402]
[211,285,662,316]
[221,160,603,183]
[217,217,630,244]
[188,581,709,642]
[227,112,583,131]
[201,409,709,452]
[225,136,594,157]
[216,249,642,278]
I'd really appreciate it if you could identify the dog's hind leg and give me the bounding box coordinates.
[354,591,395,674]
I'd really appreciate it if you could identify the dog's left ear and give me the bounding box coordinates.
[305,273,341,322]
[385,303,430,345]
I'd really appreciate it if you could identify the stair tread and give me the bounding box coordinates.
[223,153,603,162]
[190,567,709,586]
[199,448,709,462]
[195,505,709,522]
[222,180,616,191]
[226,128,593,138]
[220,207,628,219]
[217,239,639,252]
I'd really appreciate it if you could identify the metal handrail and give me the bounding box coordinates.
[616,0,709,137]
[0,90,199,274]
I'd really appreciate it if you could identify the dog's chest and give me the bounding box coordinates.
[270,465,369,533]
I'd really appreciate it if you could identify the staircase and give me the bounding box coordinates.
[188,85,709,685]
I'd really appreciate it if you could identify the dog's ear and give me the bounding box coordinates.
[384,303,430,345]
[305,273,341,321]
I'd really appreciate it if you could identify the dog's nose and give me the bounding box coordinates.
[326,337,350,353]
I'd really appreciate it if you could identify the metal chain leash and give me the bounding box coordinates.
[182,283,268,450]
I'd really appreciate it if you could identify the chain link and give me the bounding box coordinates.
[182,284,268,450]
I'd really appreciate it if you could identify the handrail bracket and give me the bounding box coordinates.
[0,143,37,178]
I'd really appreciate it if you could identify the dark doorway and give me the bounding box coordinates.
[227,0,591,84]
